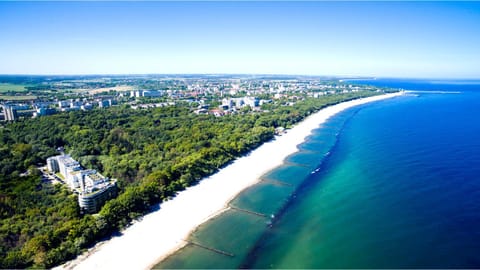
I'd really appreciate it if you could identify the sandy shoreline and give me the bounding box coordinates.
[57,92,403,270]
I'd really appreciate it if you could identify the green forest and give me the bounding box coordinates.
[0,91,385,268]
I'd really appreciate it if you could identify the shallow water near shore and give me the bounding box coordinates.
[155,108,363,269]
[156,82,480,269]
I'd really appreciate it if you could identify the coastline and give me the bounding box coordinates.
[57,92,403,270]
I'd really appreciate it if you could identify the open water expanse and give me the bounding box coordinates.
[156,79,480,269]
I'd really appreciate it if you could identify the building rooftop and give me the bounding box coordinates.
[57,155,79,166]
[86,172,105,182]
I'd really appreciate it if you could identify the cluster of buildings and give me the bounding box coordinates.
[47,154,117,213]
[150,77,377,103]
[221,97,259,109]
[194,97,264,116]
[1,77,380,122]
[130,102,175,110]
[129,90,163,98]
[1,103,61,120]
[0,103,34,121]
[57,98,116,111]
[0,98,118,121]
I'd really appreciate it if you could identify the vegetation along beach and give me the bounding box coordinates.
[1,1,479,269]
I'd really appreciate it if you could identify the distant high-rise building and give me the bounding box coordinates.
[107,99,117,106]
[98,100,111,108]
[2,105,18,121]
[58,101,69,108]
[130,90,142,97]
[70,101,82,108]
[34,107,56,117]
[142,90,162,97]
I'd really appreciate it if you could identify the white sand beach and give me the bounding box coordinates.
[58,92,403,270]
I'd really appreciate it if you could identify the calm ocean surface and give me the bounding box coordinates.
[156,79,480,269]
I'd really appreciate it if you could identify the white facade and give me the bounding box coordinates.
[58,101,69,108]
[46,154,116,213]
[2,105,17,121]
[56,155,81,181]
[221,97,259,109]
[46,157,59,173]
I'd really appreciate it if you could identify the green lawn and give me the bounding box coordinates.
[0,95,37,101]
[0,83,29,93]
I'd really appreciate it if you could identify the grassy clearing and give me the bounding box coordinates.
[0,83,29,93]
[0,95,37,101]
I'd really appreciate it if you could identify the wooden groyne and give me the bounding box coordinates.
[261,178,293,187]
[230,206,267,217]
[186,240,235,257]
[283,161,311,168]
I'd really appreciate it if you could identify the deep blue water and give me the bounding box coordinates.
[157,80,480,269]
[351,78,480,92]
[245,80,480,268]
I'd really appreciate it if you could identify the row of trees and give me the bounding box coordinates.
[0,90,384,268]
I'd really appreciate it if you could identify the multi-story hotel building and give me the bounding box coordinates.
[47,154,117,213]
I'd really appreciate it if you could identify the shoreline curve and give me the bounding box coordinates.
[57,92,403,270]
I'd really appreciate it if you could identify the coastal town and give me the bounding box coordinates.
[0,75,390,214]
[0,75,382,122]
[0,74,398,269]
[2,0,478,269]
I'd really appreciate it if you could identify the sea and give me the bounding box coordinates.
[155,79,480,269]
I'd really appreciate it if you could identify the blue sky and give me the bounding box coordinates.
[1,1,479,78]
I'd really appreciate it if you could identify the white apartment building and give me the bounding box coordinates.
[47,154,117,213]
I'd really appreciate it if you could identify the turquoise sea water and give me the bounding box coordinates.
[156,80,480,269]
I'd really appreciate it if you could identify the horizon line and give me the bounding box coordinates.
[1,73,479,81]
